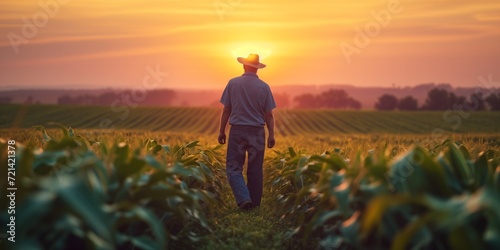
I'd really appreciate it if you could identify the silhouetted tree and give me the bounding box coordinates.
[320,89,351,108]
[422,88,466,110]
[449,92,466,107]
[0,96,12,104]
[423,88,449,110]
[96,92,120,105]
[375,94,398,111]
[58,95,88,105]
[347,98,362,110]
[294,93,318,109]
[485,93,500,110]
[398,96,418,110]
[79,94,96,105]
[57,95,75,105]
[468,92,486,111]
[140,90,177,106]
[294,89,361,109]
[57,90,177,106]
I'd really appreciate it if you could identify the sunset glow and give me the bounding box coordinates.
[0,0,499,89]
[231,44,272,60]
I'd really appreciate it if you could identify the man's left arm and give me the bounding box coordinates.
[265,110,275,148]
[264,85,277,148]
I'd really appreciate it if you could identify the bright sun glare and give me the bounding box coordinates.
[231,44,272,59]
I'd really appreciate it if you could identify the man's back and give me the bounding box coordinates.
[220,72,276,127]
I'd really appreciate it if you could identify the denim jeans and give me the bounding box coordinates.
[226,125,266,207]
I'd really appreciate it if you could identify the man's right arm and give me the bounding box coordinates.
[218,106,231,144]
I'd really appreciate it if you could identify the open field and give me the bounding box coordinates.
[1,104,500,135]
[1,105,500,249]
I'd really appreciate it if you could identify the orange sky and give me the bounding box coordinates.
[0,0,499,90]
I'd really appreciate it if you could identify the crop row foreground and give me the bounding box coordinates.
[0,125,499,249]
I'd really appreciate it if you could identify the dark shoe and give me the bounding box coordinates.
[239,201,253,211]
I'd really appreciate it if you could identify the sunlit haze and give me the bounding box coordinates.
[1,0,499,90]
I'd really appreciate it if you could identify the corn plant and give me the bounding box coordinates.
[269,141,500,249]
[0,125,226,249]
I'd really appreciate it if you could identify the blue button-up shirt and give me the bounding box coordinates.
[220,72,277,127]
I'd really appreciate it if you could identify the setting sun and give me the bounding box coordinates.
[231,44,273,59]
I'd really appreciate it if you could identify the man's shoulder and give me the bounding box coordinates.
[257,79,270,89]
[228,76,242,83]
[229,75,270,88]
[229,74,255,81]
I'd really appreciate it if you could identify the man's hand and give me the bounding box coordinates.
[267,135,275,148]
[218,133,226,144]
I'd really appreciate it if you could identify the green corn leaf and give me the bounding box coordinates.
[17,191,57,231]
[32,125,51,141]
[47,122,70,137]
[184,140,200,149]
[144,155,164,170]
[32,150,68,174]
[68,127,75,137]
[474,152,490,187]
[446,141,473,189]
[312,210,344,230]
[54,177,113,243]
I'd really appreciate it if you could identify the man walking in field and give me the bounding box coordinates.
[218,53,277,210]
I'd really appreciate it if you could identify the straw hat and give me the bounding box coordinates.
[237,54,266,69]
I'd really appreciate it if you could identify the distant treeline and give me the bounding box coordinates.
[0,96,13,104]
[289,87,500,111]
[293,89,362,109]
[374,88,500,111]
[56,89,176,106]
[1,87,499,111]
